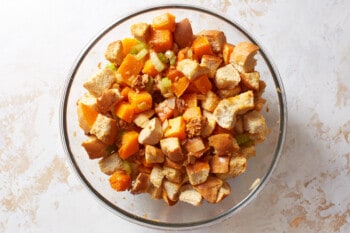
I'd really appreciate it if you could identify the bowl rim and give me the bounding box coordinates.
[60,3,287,230]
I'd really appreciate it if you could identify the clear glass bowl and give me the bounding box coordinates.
[60,4,287,230]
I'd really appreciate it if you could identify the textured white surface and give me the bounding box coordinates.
[1,0,350,232]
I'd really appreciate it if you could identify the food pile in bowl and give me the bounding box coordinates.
[76,12,269,207]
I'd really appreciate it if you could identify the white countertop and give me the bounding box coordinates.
[1,0,350,232]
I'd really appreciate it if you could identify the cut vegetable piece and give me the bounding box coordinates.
[192,74,212,94]
[149,29,173,53]
[115,101,135,123]
[164,116,186,140]
[117,54,144,85]
[174,18,194,49]
[109,170,132,191]
[118,131,139,159]
[172,76,190,97]
[150,50,166,72]
[192,36,213,59]
[142,59,159,77]
[152,13,176,32]
[121,38,138,55]
[128,91,153,113]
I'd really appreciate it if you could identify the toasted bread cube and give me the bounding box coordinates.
[186,160,210,185]
[148,183,163,199]
[230,41,259,73]
[194,176,223,204]
[210,155,230,173]
[163,166,182,183]
[234,115,244,134]
[198,30,226,53]
[217,86,242,99]
[81,135,108,159]
[98,152,124,175]
[77,93,98,133]
[97,88,122,114]
[200,55,222,78]
[201,91,220,113]
[105,40,124,66]
[131,173,151,194]
[216,182,231,203]
[145,145,165,164]
[183,137,206,155]
[138,117,163,145]
[216,156,247,180]
[179,184,203,206]
[163,180,181,201]
[243,110,268,135]
[83,67,116,97]
[215,64,241,89]
[90,114,118,145]
[229,156,247,177]
[150,165,165,188]
[241,72,260,91]
[176,59,209,81]
[240,145,256,159]
[130,22,151,42]
[133,110,155,128]
[201,110,216,138]
[208,133,239,156]
[213,90,255,129]
[160,137,184,162]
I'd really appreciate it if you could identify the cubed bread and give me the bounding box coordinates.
[176,59,209,81]
[160,137,184,162]
[215,64,241,89]
[90,114,118,145]
[179,184,203,206]
[208,133,239,156]
[198,30,226,53]
[213,90,255,129]
[145,145,165,164]
[83,67,116,97]
[81,135,108,159]
[130,22,151,42]
[104,40,125,66]
[98,152,124,175]
[97,88,122,114]
[194,176,223,204]
[201,90,220,112]
[186,160,210,185]
[200,55,222,78]
[241,71,260,91]
[230,41,259,73]
[138,117,163,145]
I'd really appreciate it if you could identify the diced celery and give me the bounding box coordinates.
[157,52,168,64]
[122,160,132,175]
[135,48,148,60]
[130,41,148,54]
[150,50,166,72]
[107,63,116,71]
[235,133,252,145]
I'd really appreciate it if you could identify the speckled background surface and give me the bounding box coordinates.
[1,0,349,232]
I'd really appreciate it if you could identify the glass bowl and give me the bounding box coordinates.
[60,4,287,230]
